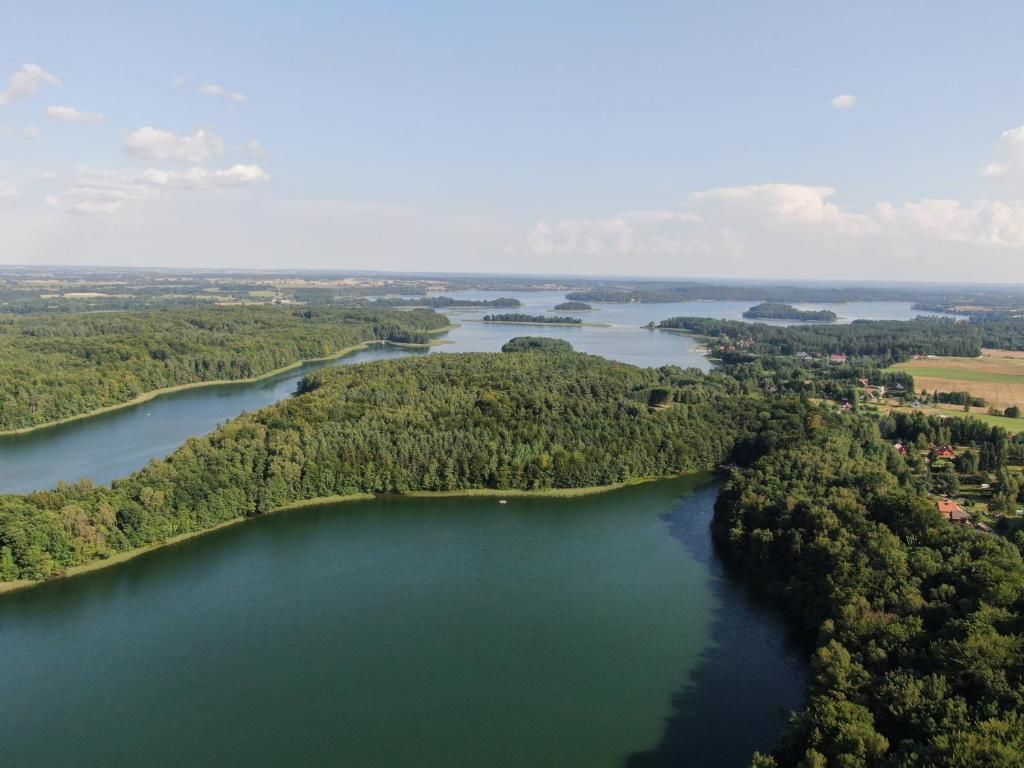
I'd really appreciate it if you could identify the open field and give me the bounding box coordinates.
[890,352,1024,410]
[877,402,1024,432]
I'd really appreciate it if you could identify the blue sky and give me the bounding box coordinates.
[1,1,1023,280]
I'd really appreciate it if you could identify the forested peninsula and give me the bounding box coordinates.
[0,347,752,582]
[0,306,449,432]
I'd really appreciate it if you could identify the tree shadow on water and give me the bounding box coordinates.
[624,485,807,768]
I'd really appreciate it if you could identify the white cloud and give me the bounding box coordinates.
[141,164,271,190]
[0,179,17,199]
[124,127,226,164]
[46,105,105,124]
[23,125,40,140]
[519,183,1024,278]
[198,83,247,103]
[831,93,857,110]
[689,184,877,233]
[0,64,61,107]
[982,124,1024,178]
[46,163,270,214]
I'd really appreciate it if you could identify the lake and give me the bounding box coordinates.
[0,293,945,493]
[0,475,805,767]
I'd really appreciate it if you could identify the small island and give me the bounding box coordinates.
[482,313,582,325]
[553,301,593,311]
[742,302,837,322]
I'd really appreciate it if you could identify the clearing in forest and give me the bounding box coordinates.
[890,351,1024,410]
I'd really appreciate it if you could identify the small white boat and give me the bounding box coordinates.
[498,499,508,505]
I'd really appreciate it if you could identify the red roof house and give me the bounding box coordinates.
[937,499,970,523]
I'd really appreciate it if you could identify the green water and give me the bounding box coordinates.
[0,476,804,767]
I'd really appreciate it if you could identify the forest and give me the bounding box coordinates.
[0,305,449,431]
[742,303,837,322]
[659,316,1024,361]
[481,313,582,324]
[566,283,1024,309]
[716,400,1024,766]
[0,346,755,581]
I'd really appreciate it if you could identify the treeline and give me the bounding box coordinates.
[370,296,522,309]
[554,301,592,311]
[714,402,1024,766]
[0,350,755,581]
[742,303,837,322]
[482,313,581,324]
[566,283,1024,308]
[661,315,1024,360]
[0,306,448,431]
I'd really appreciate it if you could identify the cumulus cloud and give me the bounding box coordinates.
[982,124,1024,178]
[198,83,247,103]
[0,64,61,107]
[46,105,105,124]
[141,164,271,190]
[46,164,269,214]
[124,127,225,164]
[831,93,857,110]
[519,183,1024,278]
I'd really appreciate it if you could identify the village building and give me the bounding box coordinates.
[937,499,970,523]
[829,353,848,364]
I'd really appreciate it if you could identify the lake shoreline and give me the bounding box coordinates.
[0,328,458,438]
[0,472,703,596]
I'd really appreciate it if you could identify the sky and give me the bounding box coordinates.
[1,0,1024,281]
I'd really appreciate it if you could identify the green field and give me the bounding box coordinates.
[891,365,1023,384]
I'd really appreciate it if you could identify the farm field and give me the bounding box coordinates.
[884,403,1024,432]
[890,351,1024,411]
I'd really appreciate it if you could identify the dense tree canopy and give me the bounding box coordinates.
[716,402,1024,766]
[482,313,582,324]
[0,306,448,431]
[0,350,753,581]
[660,316,1024,360]
[743,303,837,322]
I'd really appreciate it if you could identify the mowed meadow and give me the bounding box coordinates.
[890,350,1024,411]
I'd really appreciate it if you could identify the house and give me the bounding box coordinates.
[977,521,994,533]
[911,399,923,408]
[935,445,957,459]
[829,353,848,364]
[796,351,810,360]
[894,441,908,455]
[858,378,870,387]
[937,499,970,523]
[840,401,853,412]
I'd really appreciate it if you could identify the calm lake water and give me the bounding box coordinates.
[0,476,805,768]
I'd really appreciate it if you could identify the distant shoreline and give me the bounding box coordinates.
[472,319,608,328]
